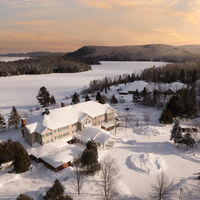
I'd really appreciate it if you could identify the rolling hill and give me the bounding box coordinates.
[64,44,200,63]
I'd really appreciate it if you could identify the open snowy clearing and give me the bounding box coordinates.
[0,61,166,115]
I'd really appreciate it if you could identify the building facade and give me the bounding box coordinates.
[22,101,116,146]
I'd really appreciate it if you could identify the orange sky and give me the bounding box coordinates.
[0,0,200,53]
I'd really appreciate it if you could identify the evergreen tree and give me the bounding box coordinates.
[99,96,107,104]
[170,120,183,144]
[81,148,99,173]
[159,108,173,124]
[181,87,197,119]
[8,106,21,129]
[0,139,15,164]
[180,133,195,149]
[0,113,6,130]
[13,142,31,173]
[85,95,91,102]
[170,72,177,82]
[56,195,73,200]
[180,69,185,83]
[111,94,118,104]
[16,194,33,200]
[50,95,56,105]
[86,140,98,157]
[166,96,184,117]
[44,179,64,200]
[141,87,148,96]
[72,92,80,104]
[36,86,51,107]
[96,92,102,101]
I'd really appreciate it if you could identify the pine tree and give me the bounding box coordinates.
[8,106,20,129]
[86,140,98,157]
[81,148,99,173]
[180,133,195,149]
[111,94,118,104]
[0,139,15,164]
[170,120,182,144]
[56,195,73,200]
[72,92,80,104]
[141,87,148,96]
[166,95,184,117]
[85,95,91,102]
[50,95,56,105]
[16,194,33,200]
[36,86,51,107]
[0,113,6,130]
[13,142,31,173]
[99,96,107,104]
[96,92,102,101]
[159,108,173,124]
[44,179,64,200]
[180,69,185,83]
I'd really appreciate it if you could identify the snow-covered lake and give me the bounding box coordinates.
[0,56,29,62]
[0,61,167,113]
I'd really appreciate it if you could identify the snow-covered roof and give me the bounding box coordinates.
[40,144,82,168]
[27,139,83,168]
[75,126,111,145]
[26,122,46,134]
[121,81,187,93]
[26,101,114,134]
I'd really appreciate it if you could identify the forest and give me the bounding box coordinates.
[0,55,91,76]
[141,61,199,83]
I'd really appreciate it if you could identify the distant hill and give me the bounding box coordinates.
[0,51,65,58]
[64,44,200,63]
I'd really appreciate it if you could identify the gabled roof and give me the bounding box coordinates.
[25,101,114,134]
[75,126,111,145]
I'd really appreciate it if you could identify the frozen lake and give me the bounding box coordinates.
[0,61,167,112]
[0,56,29,62]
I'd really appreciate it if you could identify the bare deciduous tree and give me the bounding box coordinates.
[143,112,150,124]
[99,156,120,200]
[72,164,84,195]
[151,172,175,200]
[119,110,134,129]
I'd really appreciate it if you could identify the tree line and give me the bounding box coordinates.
[141,61,199,84]
[0,55,91,77]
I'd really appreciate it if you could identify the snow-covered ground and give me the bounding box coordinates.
[0,61,166,115]
[0,56,29,62]
[0,78,200,200]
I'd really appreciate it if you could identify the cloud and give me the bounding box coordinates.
[77,0,182,10]
[153,27,188,43]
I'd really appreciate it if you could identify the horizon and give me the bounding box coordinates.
[1,43,200,54]
[1,0,200,53]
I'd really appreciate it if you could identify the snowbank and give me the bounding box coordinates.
[127,153,166,174]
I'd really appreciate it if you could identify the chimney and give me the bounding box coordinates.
[45,108,50,115]
[61,102,66,107]
[21,118,26,127]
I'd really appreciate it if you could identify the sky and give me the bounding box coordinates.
[0,0,200,53]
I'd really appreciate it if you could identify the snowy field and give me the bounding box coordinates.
[0,79,200,200]
[0,61,166,115]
